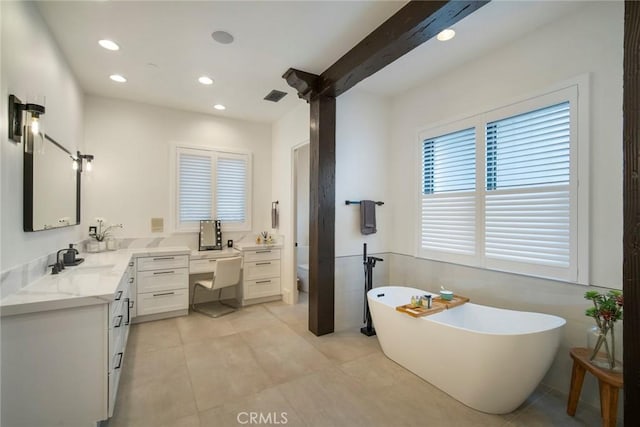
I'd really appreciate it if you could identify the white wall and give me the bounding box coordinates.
[390,1,623,289]
[295,144,310,248]
[0,1,85,272]
[271,102,310,304]
[335,89,391,257]
[83,95,272,245]
[333,90,392,330]
[295,143,310,268]
[386,1,623,412]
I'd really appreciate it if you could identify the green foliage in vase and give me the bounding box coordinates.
[584,289,623,369]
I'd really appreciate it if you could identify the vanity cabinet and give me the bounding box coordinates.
[135,254,189,320]
[241,248,281,305]
[0,267,133,426]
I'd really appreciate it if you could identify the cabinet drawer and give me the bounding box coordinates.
[137,289,188,316]
[245,277,281,299]
[137,255,188,272]
[244,260,280,280]
[189,258,219,274]
[137,268,188,293]
[244,249,280,263]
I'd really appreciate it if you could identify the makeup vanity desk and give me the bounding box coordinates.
[190,243,283,307]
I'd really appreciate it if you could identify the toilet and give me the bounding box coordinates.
[297,264,309,292]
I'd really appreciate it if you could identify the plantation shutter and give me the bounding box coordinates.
[484,102,571,269]
[216,154,248,224]
[421,128,476,256]
[178,151,212,225]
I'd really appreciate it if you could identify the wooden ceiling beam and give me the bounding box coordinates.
[317,0,490,98]
[282,68,319,102]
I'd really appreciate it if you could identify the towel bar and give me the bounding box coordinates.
[345,200,384,206]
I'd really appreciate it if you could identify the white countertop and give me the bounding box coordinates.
[0,247,190,318]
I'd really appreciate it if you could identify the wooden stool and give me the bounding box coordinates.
[567,347,623,427]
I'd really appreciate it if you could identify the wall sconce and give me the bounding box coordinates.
[72,151,95,172]
[8,94,46,143]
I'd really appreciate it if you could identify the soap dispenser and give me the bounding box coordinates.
[63,244,79,266]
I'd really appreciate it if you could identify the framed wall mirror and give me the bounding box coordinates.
[199,219,222,250]
[24,133,80,231]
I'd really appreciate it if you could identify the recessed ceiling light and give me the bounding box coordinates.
[198,76,214,85]
[211,30,234,44]
[98,39,120,51]
[436,28,456,42]
[109,74,127,83]
[213,104,226,111]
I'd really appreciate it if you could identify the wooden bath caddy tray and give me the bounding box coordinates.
[432,294,470,308]
[396,294,470,318]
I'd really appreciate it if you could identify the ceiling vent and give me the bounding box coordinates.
[264,90,287,103]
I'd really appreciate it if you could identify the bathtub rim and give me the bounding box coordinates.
[368,285,566,337]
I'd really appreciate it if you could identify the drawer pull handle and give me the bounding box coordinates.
[114,352,123,370]
[115,290,123,301]
[209,259,217,262]
[153,291,175,297]
[256,280,272,284]
[128,277,134,284]
[153,257,175,261]
[255,250,271,254]
[114,315,123,328]
[153,271,175,275]
[256,262,271,266]
[128,262,134,267]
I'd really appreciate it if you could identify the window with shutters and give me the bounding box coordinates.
[418,83,588,284]
[420,128,477,265]
[176,146,252,232]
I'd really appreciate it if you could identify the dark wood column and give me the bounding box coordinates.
[308,95,336,336]
[624,0,640,421]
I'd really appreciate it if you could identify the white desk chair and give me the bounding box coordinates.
[191,256,242,318]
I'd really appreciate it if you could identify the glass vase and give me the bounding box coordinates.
[586,325,622,371]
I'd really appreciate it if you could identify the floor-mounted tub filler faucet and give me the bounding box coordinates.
[361,243,383,337]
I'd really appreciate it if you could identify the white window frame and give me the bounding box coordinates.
[174,144,252,233]
[415,77,589,284]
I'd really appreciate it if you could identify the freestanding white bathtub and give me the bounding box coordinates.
[368,286,566,414]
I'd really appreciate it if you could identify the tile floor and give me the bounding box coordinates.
[108,295,612,427]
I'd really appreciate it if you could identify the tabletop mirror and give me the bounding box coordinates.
[199,219,222,250]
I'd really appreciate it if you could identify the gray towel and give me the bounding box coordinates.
[360,200,377,235]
